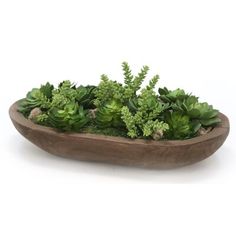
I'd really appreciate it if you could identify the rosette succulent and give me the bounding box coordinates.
[18,62,221,140]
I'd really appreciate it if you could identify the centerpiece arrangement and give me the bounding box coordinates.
[18,62,221,140]
[9,62,229,168]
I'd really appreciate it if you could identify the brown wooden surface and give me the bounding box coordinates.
[9,100,230,168]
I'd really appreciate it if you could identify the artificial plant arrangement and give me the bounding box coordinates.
[18,62,221,141]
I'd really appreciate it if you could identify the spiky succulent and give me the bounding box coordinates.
[121,106,169,139]
[18,62,221,140]
[94,75,125,107]
[120,74,170,139]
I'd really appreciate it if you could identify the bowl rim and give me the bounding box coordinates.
[9,100,230,147]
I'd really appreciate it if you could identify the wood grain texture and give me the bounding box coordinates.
[9,100,230,168]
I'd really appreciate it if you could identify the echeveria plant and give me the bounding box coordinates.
[18,62,221,140]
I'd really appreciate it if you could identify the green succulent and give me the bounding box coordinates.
[172,96,221,128]
[95,100,124,128]
[40,82,54,99]
[94,62,151,108]
[18,62,221,141]
[138,81,169,120]
[35,113,49,126]
[164,111,192,140]
[121,106,169,139]
[159,87,190,103]
[122,62,150,99]
[126,97,139,113]
[191,102,221,126]
[76,85,96,109]
[94,75,125,107]
[48,102,89,131]
[142,120,169,140]
[159,87,220,134]
[18,83,53,116]
[120,76,170,139]
[121,106,139,138]
[51,80,77,108]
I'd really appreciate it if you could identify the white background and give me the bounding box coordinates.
[0,0,235,235]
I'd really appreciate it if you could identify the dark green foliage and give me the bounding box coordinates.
[165,112,193,140]
[158,86,221,139]
[171,95,221,128]
[159,87,189,103]
[40,82,54,99]
[127,97,139,113]
[18,62,221,140]
[18,81,91,131]
[18,86,52,116]
[76,85,96,109]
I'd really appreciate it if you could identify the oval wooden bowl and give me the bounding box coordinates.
[9,100,230,168]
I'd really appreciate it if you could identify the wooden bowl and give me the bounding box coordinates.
[9,100,230,168]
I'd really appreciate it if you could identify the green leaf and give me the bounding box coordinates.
[188,109,201,118]
[200,117,221,126]
[201,110,219,119]
[40,82,54,99]
[122,62,133,86]
[191,120,202,133]
[158,87,169,96]
[76,85,96,109]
